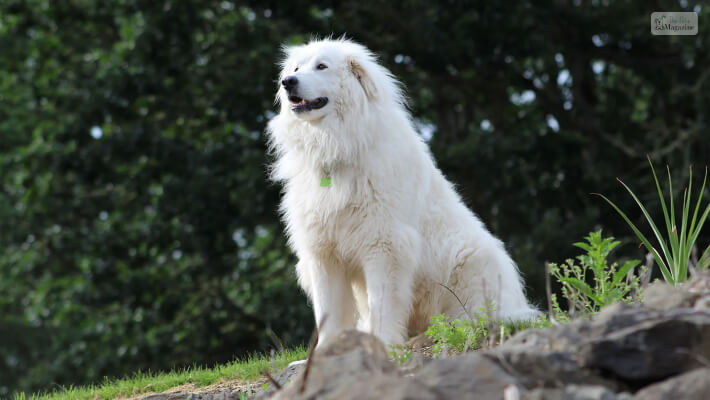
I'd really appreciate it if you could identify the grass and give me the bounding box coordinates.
[13,346,308,400]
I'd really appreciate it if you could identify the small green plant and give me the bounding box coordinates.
[388,344,412,365]
[597,156,710,285]
[549,230,643,314]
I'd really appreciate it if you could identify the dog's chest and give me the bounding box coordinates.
[284,173,372,251]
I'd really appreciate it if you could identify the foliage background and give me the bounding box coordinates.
[1,0,708,395]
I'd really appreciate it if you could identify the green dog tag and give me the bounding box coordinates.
[320,177,332,187]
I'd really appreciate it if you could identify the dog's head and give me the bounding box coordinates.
[276,39,396,122]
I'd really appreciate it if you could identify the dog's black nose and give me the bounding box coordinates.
[281,76,298,90]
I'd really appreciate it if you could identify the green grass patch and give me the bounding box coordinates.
[14,346,308,400]
[424,309,553,357]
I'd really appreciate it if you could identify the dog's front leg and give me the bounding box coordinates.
[303,259,357,347]
[363,253,414,345]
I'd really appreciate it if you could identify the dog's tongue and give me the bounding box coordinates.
[289,96,327,111]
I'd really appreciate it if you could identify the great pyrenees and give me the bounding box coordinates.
[267,38,538,347]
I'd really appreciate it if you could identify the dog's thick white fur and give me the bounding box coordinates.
[267,38,538,347]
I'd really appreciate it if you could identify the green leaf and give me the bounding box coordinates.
[559,276,602,305]
[595,192,674,283]
[688,204,710,256]
[678,185,691,281]
[699,245,710,270]
[657,163,680,271]
[648,156,674,247]
[573,242,592,252]
[688,167,708,240]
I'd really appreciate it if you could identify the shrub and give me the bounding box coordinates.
[597,157,710,285]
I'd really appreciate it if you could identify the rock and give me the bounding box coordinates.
[693,294,710,310]
[268,331,523,400]
[253,361,306,399]
[506,303,658,353]
[507,302,710,386]
[489,348,620,390]
[525,385,632,400]
[641,281,694,310]
[413,353,522,398]
[398,350,432,375]
[633,368,710,400]
[505,327,555,349]
[272,361,305,385]
[268,330,403,400]
[275,360,306,384]
[577,308,710,384]
[684,269,710,296]
[406,332,433,349]
[317,328,390,359]
[640,269,710,311]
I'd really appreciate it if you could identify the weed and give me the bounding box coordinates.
[548,230,643,314]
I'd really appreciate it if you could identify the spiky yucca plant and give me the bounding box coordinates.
[596,156,710,285]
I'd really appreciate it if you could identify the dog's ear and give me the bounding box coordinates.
[348,58,378,101]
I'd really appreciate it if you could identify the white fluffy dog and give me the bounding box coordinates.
[267,38,538,347]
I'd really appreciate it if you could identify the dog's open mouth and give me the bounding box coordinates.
[289,96,329,113]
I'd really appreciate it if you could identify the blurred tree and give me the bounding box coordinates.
[0,0,708,395]
[0,0,311,393]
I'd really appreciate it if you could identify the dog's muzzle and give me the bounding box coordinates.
[281,76,328,113]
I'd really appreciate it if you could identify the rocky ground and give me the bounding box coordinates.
[140,271,710,399]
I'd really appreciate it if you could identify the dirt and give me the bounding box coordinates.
[115,376,268,400]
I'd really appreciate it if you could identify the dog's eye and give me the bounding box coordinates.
[317,63,328,70]
[294,66,299,72]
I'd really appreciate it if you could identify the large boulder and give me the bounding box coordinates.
[507,303,710,385]
[268,330,527,400]
[577,306,710,383]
